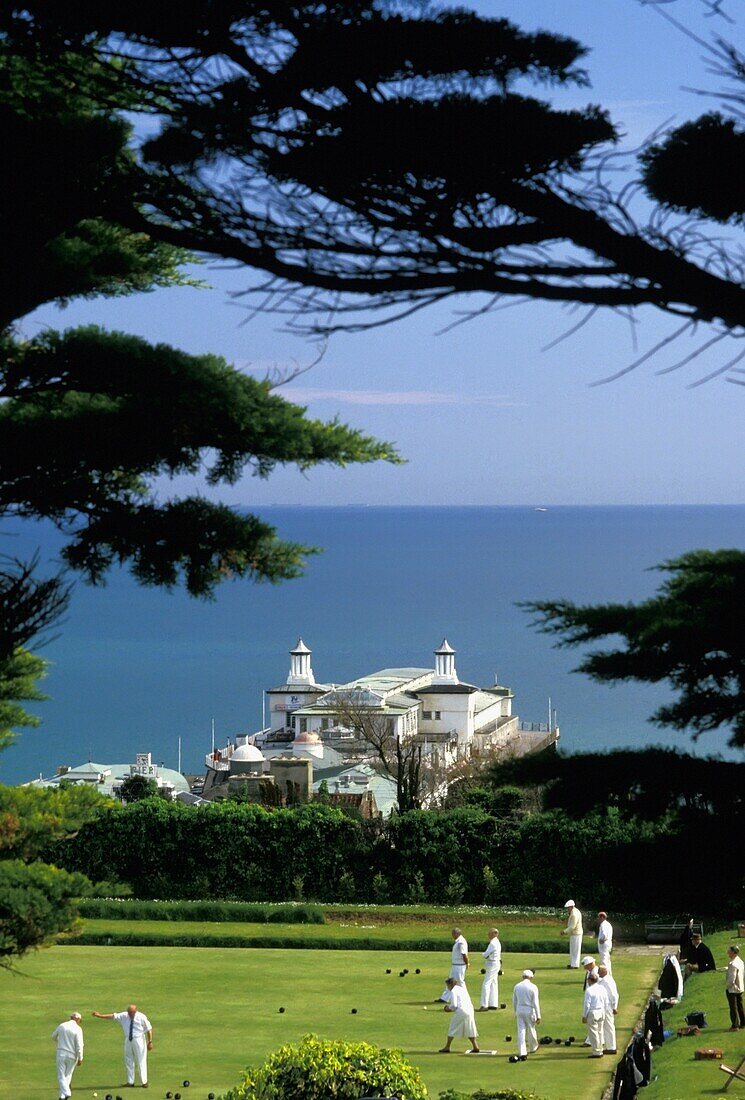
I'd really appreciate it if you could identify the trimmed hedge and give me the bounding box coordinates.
[60,928,561,952]
[77,899,325,924]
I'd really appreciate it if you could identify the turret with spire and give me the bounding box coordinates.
[288,638,316,686]
[433,638,458,684]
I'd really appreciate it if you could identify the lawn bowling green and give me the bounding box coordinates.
[4,946,659,1099]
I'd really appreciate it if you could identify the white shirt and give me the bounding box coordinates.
[512,978,540,1018]
[451,935,468,965]
[52,1020,83,1059]
[584,984,607,1017]
[727,955,745,994]
[450,983,473,1012]
[598,919,613,947]
[113,1011,152,1040]
[483,938,501,968]
[599,973,619,1010]
[565,907,583,935]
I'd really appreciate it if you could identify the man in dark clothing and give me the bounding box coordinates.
[679,918,695,961]
[685,934,716,975]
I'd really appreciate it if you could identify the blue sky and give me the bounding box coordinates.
[21,0,745,506]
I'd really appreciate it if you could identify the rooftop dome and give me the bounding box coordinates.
[294,730,321,744]
[231,743,265,763]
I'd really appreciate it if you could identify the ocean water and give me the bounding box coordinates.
[3,505,745,784]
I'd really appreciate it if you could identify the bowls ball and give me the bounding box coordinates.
[505,1035,512,1042]
[386,969,391,974]
[278,1007,285,1013]
[554,1038,562,1044]
[500,1003,507,1009]
[415,968,421,974]
[403,969,409,974]
[183,1081,190,1087]
[568,1035,576,1042]
[564,1040,571,1047]
[351,1008,358,1014]
[509,1054,519,1063]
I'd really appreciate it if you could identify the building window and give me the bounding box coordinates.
[434,711,441,720]
[423,710,432,720]
[300,717,308,733]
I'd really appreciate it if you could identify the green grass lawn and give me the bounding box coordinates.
[2,946,659,1100]
[70,916,575,951]
[644,930,744,1100]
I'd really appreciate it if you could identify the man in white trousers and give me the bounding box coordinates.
[562,899,583,968]
[582,972,606,1058]
[598,964,619,1054]
[512,969,541,1061]
[597,911,614,970]
[52,1012,83,1100]
[437,927,469,1003]
[92,1003,153,1088]
[439,977,480,1053]
[479,927,501,1010]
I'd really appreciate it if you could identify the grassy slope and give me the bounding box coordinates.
[2,946,658,1100]
[645,930,744,1100]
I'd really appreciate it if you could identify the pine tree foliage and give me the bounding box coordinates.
[525,550,745,749]
[5,2,743,342]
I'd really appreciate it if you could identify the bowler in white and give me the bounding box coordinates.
[597,911,614,970]
[583,973,607,1057]
[562,899,583,968]
[439,977,480,1053]
[598,964,619,1054]
[479,927,502,1010]
[438,927,469,1002]
[512,969,541,1059]
[92,1003,153,1087]
[52,1012,83,1100]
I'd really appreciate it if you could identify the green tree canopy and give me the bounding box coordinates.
[525,550,745,749]
[487,747,745,819]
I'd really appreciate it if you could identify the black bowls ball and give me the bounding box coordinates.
[554,1038,562,1045]
[505,1035,512,1042]
[500,1003,507,1009]
[278,1007,285,1013]
[481,968,485,974]
[564,1040,571,1047]
[415,968,421,974]
[403,969,409,974]
[509,1054,519,1063]
[386,969,391,974]
[183,1082,190,1088]
[351,1008,358,1014]
[568,1035,576,1043]
[399,971,405,977]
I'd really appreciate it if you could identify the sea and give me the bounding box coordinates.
[3,505,745,785]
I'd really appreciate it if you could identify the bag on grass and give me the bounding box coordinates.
[685,1011,707,1028]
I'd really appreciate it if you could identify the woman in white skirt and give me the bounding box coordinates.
[439,977,480,1053]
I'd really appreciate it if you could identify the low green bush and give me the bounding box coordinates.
[76,899,325,924]
[440,1091,544,1100]
[222,1034,427,1100]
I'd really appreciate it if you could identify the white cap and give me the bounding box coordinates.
[522,969,534,978]
[581,956,595,965]
[564,899,575,908]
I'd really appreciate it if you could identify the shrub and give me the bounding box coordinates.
[446,872,465,905]
[440,1090,544,1100]
[406,870,426,904]
[76,899,325,924]
[222,1034,427,1100]
[336,871,356,903]
[371,872,389,903]
[482,865,499,906]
